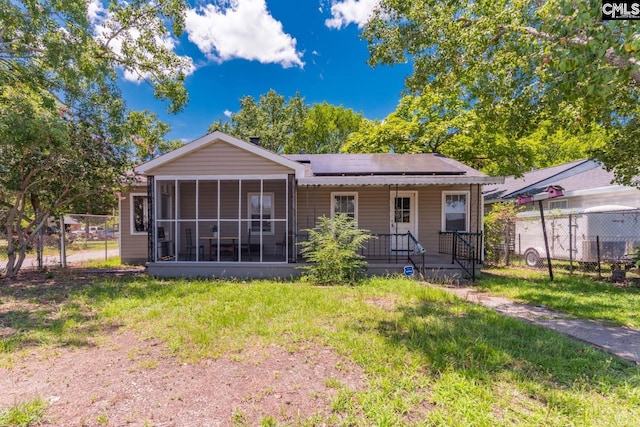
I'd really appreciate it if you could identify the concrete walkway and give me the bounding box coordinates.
[434,284,640,365]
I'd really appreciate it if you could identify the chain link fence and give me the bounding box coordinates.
[0,214,119,274]
[489,208,640,281]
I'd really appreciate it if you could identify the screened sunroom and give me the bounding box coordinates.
[149,175,296,264]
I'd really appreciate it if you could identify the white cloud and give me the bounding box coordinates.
[185,0,304,68]
[224,109,233,117]
[87,0,105,23]
[325,0,379,29]
[90,1,196,83]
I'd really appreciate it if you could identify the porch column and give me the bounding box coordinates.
[147,176,155,262]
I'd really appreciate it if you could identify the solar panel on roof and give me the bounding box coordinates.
[284,153,466,176]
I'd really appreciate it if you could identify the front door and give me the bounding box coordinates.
[390,191,418,251]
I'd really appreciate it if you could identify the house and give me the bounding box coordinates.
[484,159,640,267]
[484,159,640,212]
[119,131,503,279]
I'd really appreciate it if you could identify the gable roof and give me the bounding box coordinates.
[134,131,502,186]
[135,131,306,177]
[484,159,623,202]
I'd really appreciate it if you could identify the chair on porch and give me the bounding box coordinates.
[274,234,286,256]
[185,228,204,261]
[240,228,252,261]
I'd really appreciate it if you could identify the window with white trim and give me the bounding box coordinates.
[548,199,568,210]
[130,194,149,234]
[248,193,274,234]
[442,191,469,232]
[331,192,358,220]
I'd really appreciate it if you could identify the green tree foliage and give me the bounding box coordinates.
[208,90,364,154]
[284,101,364,154]
[364,1,640,183]
[0,85,129,277]
[208,89,307,153]
[123,110,184,163]
[484,202,521,265]
[299,214,373,285]
[0,0,191,278]
[343,91,607,176]
[2,0,191,115]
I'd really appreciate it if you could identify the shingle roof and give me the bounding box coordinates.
[484,160,616,201]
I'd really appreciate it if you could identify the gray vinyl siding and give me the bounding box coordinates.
[121,181,485,263]
[296,184,483,254]
[145,140,293,176]
[120,186,148,264]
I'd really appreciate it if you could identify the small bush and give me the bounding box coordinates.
[484,202,521,265]
[299,214,373,285]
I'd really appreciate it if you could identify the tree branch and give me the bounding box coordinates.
[519,26,640,84]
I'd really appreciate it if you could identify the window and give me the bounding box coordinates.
[548,200,568,210]
[131,194,148,234]
[248,193,274,234]
[394,197,411,223]
[331,192,357,220]
[442,192,469,232]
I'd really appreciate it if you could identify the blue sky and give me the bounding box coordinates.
[112,0,412,142]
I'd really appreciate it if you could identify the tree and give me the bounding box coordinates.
[364,1,640,183]
[2,0,192,115]
[283,102,364,154]
[124,110,184,163]
[343,89,608,176]
[0,85,129,277]
[208,91,364,154]
[208,89,308,153]
[0,0,192,278]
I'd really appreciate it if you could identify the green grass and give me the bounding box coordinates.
[1,275,640,426]
[478,267,640,328]
[75,256,124,269]
[0,399,47,427]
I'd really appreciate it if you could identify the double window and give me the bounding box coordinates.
[442,191,469,232]
[331,192,358,220]
[248,192,274,234]
[130,194,149,234]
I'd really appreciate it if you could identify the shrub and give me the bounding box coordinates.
[299,214,373,285]
[484,202,521,265]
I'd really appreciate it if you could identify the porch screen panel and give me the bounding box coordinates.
[248,193,273,234]
[155,180,176,262]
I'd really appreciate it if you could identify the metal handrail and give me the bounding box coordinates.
[451,231,477,281]
[407,231,425,277]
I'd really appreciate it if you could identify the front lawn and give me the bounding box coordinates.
[477,267,640,328]
[1,273,638,426]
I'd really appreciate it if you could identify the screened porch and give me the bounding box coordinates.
[149,176,295,264]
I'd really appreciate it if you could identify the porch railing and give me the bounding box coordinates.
[439,231,482,281]
[296,232,426,276]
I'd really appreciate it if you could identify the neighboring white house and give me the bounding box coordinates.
[484,159,640,213]
[484,160,640,267]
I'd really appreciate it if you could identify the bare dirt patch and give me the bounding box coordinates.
[0,269,366,426]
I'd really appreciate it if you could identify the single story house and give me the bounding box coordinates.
[484,159,640,213]
[120,132,503,279]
